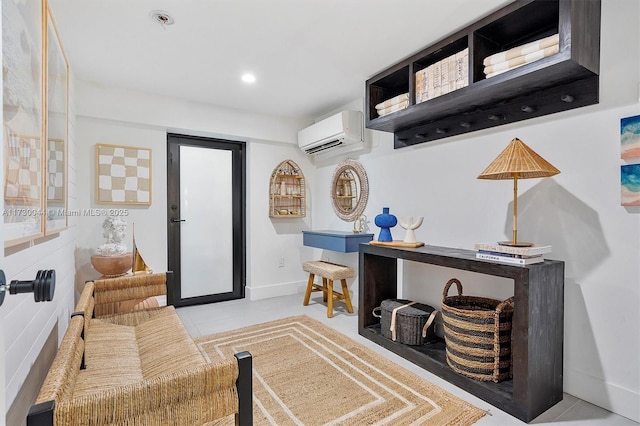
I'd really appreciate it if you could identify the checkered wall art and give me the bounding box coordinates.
[47,138,65,201]
[96,144,152,205]
[5,132,42,203]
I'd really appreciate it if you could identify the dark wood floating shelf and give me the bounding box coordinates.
[365,0,601,148]
[358,244,565,422]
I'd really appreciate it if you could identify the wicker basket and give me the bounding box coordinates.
[441,278,514,382]
[372,299,438,345]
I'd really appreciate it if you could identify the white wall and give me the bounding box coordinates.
[245,141,318,300]
[77,81,302,145]
[74,84,316,300]
[309,1,640,421]
[75,118,169,285]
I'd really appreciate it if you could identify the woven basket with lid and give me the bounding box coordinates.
[373,299,438,346]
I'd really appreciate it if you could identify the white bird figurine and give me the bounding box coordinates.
[398,216,424,243]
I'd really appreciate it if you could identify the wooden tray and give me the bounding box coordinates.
[369,240,425,248]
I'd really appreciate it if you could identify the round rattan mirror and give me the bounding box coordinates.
[330,159,369,222]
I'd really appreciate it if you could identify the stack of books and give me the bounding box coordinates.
[415,48,468,104]
[473,242,552,266]
[483,34,559,79]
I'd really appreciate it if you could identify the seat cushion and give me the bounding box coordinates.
[74,321,143,397]
[74,307,204,397]
[136,308,206,379]
[303,260,355,280]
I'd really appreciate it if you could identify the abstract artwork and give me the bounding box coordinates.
[621,115,640,159]
[2,0,42,141]
[3,0,44,243]
[621,164,640,206]
[96,144,152,205]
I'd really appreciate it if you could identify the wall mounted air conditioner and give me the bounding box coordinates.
[297,110,366,160]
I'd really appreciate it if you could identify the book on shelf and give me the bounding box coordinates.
[474,242,552,256]
[476,252,544,265]
[455,48,469,89]
[415,66,428,103]
[432,61,441,98]
[415,65,431,103]
[440,57,450,95]
[447,54,457,92]
[415,47,468,104]
[476,249,540,259]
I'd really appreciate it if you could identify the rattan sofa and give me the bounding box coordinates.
[27,272,252,426]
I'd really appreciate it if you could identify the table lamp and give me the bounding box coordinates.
[477,137,560,247]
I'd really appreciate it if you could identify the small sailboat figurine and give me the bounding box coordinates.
[132,225,152,274]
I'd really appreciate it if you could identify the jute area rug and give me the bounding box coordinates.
[196,315,486,425]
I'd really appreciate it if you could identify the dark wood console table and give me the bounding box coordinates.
[358,243,564,422]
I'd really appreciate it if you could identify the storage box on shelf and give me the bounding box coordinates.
[372,298,438,346]
[269,159,306,218]
[365,0,601,148]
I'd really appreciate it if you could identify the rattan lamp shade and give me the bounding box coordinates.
[477,138,560,247]
[477,138,560,180]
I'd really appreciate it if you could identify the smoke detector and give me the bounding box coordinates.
[150,10,175,27]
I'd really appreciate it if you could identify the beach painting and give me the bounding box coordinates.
[621,164,640,206]
[621,115,640,159]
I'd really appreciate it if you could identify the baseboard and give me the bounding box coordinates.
[246,280,360,306]
[246,280,306,301]
[564,368,640,422]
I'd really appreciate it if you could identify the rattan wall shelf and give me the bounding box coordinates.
[269,160,306,218]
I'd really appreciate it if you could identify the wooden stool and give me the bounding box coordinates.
[302,261,354,318]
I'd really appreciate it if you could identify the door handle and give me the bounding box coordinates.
[171,218,186,223]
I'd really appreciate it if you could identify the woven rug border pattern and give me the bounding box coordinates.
[196,315,487,426]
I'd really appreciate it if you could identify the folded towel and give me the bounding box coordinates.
[375,93,409,110]
[484,43,559,76]
[377,100,409,117]
[483,34,559,66]
[485,64,525,79]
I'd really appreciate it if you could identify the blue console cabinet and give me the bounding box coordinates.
[302,230,373,253]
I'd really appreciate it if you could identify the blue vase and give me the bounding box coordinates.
[375,207,397,242]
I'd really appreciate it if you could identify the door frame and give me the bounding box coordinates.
[166,133,246,307]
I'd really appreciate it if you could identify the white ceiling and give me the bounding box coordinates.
[48,0,512,121]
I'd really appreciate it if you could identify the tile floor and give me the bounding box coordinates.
[176,293,638,426]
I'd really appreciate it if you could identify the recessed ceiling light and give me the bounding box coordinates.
[150,10,174,26]
[241,73,256,84]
